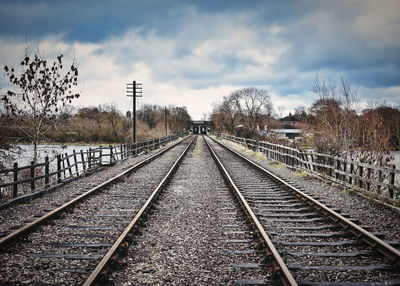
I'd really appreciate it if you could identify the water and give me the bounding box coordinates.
[1,144,112,170]
[392,151,400,169]
[3,144,117,171]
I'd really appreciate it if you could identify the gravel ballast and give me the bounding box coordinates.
[214,136,400,242]
[110,136,272,285]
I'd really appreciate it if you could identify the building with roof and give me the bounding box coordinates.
[269,113,303,139]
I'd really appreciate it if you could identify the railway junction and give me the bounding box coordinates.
[0,135,399,285]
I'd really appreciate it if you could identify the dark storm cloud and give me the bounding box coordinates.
[0,0,399,116]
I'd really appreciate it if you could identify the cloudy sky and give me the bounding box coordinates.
[0,0,399,119]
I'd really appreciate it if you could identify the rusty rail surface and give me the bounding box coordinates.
[0,136,189,249]
[83,136,196,285]
[209,135,400,269]
[204,136,298,286]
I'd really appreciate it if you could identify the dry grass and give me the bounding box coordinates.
[213,136,269,162]
[342,188,350,195]
[293,170,308,178]
[193,144,201,158]
[268,161,286,169]
[253,151,268,161]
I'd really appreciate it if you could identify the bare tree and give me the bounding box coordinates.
[211,96,238,134]
[294,106,306,118]
[310,76,360,155]
[2,53,80,163]
[277,106,285,118]
[230,87,273,137]
[103,104,121,140]
[310,76,393,166]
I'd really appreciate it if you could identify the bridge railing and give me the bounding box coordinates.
[217,133,399,206]
[0,134,181,206]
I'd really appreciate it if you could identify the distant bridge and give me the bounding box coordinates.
[189,120,212,134]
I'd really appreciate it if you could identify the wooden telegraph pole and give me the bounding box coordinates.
[164,107,168,136]
[126,81,142,153]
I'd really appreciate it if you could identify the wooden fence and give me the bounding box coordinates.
[218,134,399,205]
[0,134,180,202]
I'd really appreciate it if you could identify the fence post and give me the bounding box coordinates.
[292,149,295,167]
[81,151,86,171]
[109,145,113,165]
[287,148,290,166]
[375,168,382,194]
[343,161,347,183]
[327,157,332,177]
[300,152,306,169]
[13,162,18,198]
[61,154,66,178]
[88,148,92,169]
[57,155,62,183]
[286,148,289,166]
[297,150,301,168]
[358,165,363,189]
[335,159,340,180]
[310,154,315,172]
[73,150,78,176]
[65,153,72,177]
[389,167,395,199]
[30,161,35,192]
[349,163,354,185]
[45,156,49,187]
[366,167,372,192]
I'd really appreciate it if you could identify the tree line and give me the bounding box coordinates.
[1,103,191,144]
[211,79,400,165]
[305,77,400,156]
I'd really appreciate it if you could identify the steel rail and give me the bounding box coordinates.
[0,136,190,249]
[209,135,400,268]
[83,136,196,285]
[204,136,298,286]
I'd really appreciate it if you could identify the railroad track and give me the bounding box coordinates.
[0,136,194,285]
[108,134,280,285]
[1,134,399,285]
[205,135,400,285]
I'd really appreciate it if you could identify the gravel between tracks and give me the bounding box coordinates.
[110,136,270,285]
[214,136,400,242]
[0,139,183,237]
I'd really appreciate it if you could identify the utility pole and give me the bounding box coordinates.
[175,115,178,134]
[164,107,168,136]
[126,81,142,144]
